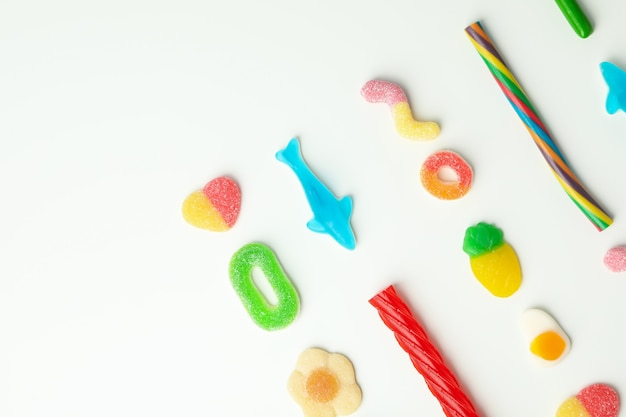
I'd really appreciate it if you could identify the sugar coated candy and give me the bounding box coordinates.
[182,176,241,231]
[229,242,299,331]
[420,150,473,200]
[287,348,362,417]
[604,246,626,272]
[360,79,440,140]
[556,383,619,417]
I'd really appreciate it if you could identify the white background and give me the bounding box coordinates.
[2,0,626,416]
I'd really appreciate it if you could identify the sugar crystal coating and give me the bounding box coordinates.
[229,242,299,331]
[577,384,620,417]
[288,348,362,417]
[420,150,473,200]
[557,383,619,417]
[182,176,241,231]
[182,190,229,231]
[202,176,241,228]
[556,397,589,417]
[360,79,440,141]
[603,246,626,272]
[306,368,339,403]
[360,79,407,105]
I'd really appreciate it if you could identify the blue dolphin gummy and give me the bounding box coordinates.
[276,137,356,250]
[600,62,626,114]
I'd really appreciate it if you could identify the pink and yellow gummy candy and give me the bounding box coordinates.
[361,80,440,140]
[182,176,241,231]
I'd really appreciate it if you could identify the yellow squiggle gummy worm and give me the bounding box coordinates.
[361,79,440,140]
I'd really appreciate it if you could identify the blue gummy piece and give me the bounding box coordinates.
[276,138,356,250]
[600,61,626,115]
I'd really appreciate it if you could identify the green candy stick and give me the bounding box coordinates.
[229,242,300,331]
[554,0,593,38]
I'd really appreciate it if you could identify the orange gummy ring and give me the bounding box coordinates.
[420,150,473,200]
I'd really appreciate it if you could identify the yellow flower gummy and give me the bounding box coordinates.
[288,348,362,417]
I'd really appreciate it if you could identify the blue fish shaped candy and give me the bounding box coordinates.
[276,137,356,250]
[600,61,626,114]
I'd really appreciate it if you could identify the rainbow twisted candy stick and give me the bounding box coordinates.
[465,21,612,231]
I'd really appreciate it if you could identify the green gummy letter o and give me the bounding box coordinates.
[229,242,300,331]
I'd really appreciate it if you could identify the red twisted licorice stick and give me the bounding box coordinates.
[369,285,480,417]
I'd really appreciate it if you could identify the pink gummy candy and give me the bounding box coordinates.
[360,80,408,106]
[577,384,619,417]
[202,176,241,228]
[603,246,626,272]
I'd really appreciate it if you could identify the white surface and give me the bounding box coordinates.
[1,0,626,416]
